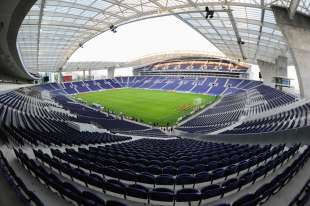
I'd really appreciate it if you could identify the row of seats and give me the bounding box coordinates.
[1,112,131,146]
[14,149,128,206]
[112,128,171,138]
[178,84,298,134]
[0,90,73,122]
[0,150,43,206]
[115,76,255,96]
[59,79,122,94]
[289,178,310,206]
[134,61,248,73]
[224,103,310,134]
[39,76,261,97]
[177,92,247,133]
[0,86,166,145]
[14,142,308,206]
[217,145,310,205]
[35,143,291,191]
[244,85,297,116]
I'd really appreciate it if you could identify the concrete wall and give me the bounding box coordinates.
[257,56,288,85]
[0,83,33,92]
[257,59,276,84]
[0,0,37,82]
[186,126,310,145]
[272,6,310,99]
[107,68,115,79]
[276,55,288,77]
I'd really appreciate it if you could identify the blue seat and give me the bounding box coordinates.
[175,174,195,187]
[72,167,87,183]
[225,164,238,174]
[103,166,118,179]
[126,184,149,199]
[178,166,194,174]
[200,184,223,199]
[105,179,126,198]
[206,161,218,171]
[222,178,240,196]
[61,182,93,205]
[254,183,272,203]
[46,173,63,192]
[252,166,266,184]
[149,188,175,202]
[187,159,199,167]
[138,159,149,166]
[211,168,225,183]
[162,160,175,168]
[117,169,137,182]
[26,190,44,206]
[237,161,249,174]
[118,161,130,169]
[132,163,147,173]
[106,200,128,206]
[155,174,175,185]
[163,166,177,175]
[175,188,201,203]
[239,172,253,187]
[232,193,257,206]
[194,164,207,173]
[176,160,187,167]
[137,172,155,186]
[150,160,161,166]
[86,173,105,191]
[195,172,211,185]
[82,191,105,205]
[148,165,162,175]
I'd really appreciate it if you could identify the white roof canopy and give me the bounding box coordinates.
[61,51,248,71]
[16,0,310,72]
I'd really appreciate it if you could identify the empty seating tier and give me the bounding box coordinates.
[8,139,309,206]
[224,103,310,134]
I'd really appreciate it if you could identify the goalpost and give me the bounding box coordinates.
[193,97,203,111]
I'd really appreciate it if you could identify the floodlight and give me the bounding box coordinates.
[110,25,117,33]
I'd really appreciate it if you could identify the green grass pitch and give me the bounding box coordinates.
[74,88,218,126]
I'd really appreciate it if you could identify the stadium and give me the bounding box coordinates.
[1,0,310,206]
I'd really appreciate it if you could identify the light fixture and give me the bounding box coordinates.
[209,11,214,18]
[237,37,245,45]
[110,24,117,33]
[205,7,215,19]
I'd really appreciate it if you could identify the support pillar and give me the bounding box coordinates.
[107,68,115,79]
[257,59,276,85]
[272,6,310,98]
[275,55,288,77]
[88,69,92,80]
[133,68,139,76]
[58,71,63,83]
[83,70,86,80]
[257,55,287,85]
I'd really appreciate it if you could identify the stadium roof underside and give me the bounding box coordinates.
[17,0,310,72]
[62,51,247,71]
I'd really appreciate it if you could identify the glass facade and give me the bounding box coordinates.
[17,0,306,72]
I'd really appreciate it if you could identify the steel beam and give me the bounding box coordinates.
[289,0,301,19]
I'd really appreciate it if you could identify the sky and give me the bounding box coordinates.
[69,16,222,63]
[68,15,299,92]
